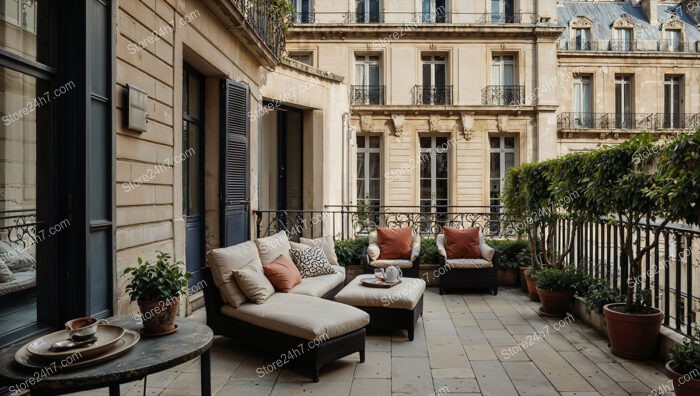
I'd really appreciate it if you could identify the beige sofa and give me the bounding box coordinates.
[203,232,369,382]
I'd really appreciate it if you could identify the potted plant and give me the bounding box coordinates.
[535,266,583,316]
[488,239,529,287]
[123,251,192,335]
[593,135,667,360]
[664,327,700,396]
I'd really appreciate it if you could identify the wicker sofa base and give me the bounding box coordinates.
[354,296,423,341]
[439,267,498,295]
[202,268,364,382]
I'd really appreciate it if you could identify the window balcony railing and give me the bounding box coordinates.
[659,40,693,52]
[478,12,522,23]
[413,85,453,105]
[415,11,452,24]
[351,85,385,105]
[564,40,599,51]
[557,112,700,131]
[481,85,525,106]
[343,11,384,23]
[293,12,315,24]
[609,39,637,51]
[231,0,286,59]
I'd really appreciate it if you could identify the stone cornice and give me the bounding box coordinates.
[279,57,345,83]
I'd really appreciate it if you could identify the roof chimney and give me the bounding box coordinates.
[640,0,659,26]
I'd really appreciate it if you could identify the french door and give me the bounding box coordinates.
[183,65,205,287]
[356,0,380,23]
[355,55,381,105]
[664,76,681,128]
[615,76,632,129]
[420,137,448,232]
[573,76,592,128]
[491,0,514,22]
[421,55,447,104]
[421,0,446,23]
[491,55,516,105]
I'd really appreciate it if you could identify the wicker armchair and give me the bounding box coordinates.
[362,230,421,278]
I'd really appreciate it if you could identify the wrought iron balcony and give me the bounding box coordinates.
[413,85,453,105]
[231,0,286,59]
[293,12,315,24]
[609,39,637,51]
[351,85,385,105]
[481,85,525,106]
[478,12,522,23]
[415,10,451,23]
[659,40,693,52]
[557,112,700,131]
[342,11,384,23]
[564,40,599,51]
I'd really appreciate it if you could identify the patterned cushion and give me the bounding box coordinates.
[290,246,336,278]
[300,236,338,265]
[445,258,493,269]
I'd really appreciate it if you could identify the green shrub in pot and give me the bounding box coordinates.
[535,267,584,316]
[583,280,621,314]
[419,238,439,264]
[487,239,529,286]
[664,327,700,395]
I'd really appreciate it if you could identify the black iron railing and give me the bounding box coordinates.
[557,112,700,131]
[609,39,637,51]
[351,85,385,105]
[344,11,384,23]
[481,85,525,106]
[232,0,287,59]
[415,10,451,23]
[554,217,699,337]
[478,12,522,23]
[414,85,453,105]
[659,40,693,52]
[565,40,599,51]
[0,209,37,248]
[254,206,517,241]
[294,12,315,24]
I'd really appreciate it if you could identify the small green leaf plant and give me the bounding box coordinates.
[670,325,700,375]
[122,251,192,302]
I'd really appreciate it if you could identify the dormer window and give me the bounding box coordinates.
[574,28,591,50]
[569,16,594,50]
[661,15,685,52]
[612,28,633,51]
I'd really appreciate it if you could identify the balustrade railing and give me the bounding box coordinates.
[557,112,700,131]
[481,85,525,106]
[413,85,453,105]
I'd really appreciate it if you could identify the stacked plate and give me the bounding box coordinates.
[15,324,140,370]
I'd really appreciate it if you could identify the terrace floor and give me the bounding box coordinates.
[71,288,670,396]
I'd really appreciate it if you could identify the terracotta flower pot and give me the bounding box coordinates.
[537,288,575,316]
[138,296,180,335]
[524,272,540,301]
[603,303,663,360]
[663,361,700,396]
[518,266,529,292]
[498,268,519,286]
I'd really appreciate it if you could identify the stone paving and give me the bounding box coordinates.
[71,288,671,396]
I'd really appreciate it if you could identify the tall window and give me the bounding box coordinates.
[355,55,382,105]
[491,55,516,105]
[572,76,592,128]
[356,0,380,23]
[288,52,313,67]
[292,0,312,23]
[420,137,448,229]
[489,137,516,209]
[664,76,681,128]
[615,76,632,129]
[573,28,591,50]
[613,28,632,51]
[664,29,681,52]
[357,136,381,214]
[491,0,514,23]
[421,55,447,105]
[421,0,446,23]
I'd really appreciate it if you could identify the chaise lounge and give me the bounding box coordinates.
[203,232,368,382]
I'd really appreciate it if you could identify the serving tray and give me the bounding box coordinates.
[360,278,402,288]
[26,325,126,361]
[15,329,140,370]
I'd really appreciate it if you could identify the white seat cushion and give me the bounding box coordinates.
[335,275,426,310]
[369,259,413,269]
[289,266,345,297]
[445,258,493,269]
[221,293,369,341]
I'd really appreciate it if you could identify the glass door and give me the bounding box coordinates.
[615,76,632,129]
[355,55,381,105]
[573,76,592,127]
[356,0,380,23]
[421,55,446,104]
[491,55,515,105]
[420,137,448,232]
[664,76,681,128]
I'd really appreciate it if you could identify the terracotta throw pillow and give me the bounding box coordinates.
[263,255,302,293]
[377,227,412,260]
[443,226,481,259]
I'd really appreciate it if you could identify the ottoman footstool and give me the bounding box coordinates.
[334,275,426,340]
